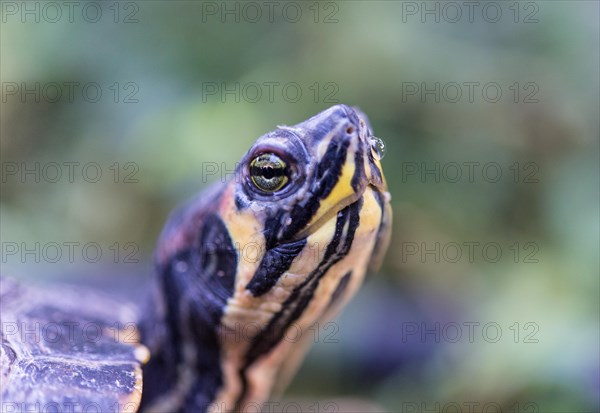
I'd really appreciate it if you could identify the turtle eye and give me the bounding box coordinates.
[249,153,289,193]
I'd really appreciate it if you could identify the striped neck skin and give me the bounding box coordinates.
[139,105,392,413]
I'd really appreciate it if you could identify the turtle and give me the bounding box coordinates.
[1,104,392,413]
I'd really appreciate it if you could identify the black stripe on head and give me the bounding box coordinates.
[321,195,362,263]
[245,238,307,296]
[327,271,352,310]
[351,135,366,192]
[373,188,386,213]
[315,136,351,200]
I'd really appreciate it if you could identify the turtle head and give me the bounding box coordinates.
[235,104,389,246]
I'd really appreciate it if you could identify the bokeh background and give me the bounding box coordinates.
[1,1,598,412]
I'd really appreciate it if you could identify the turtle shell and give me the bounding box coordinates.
[1,276,149,413]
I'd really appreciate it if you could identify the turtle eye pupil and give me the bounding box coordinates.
[261,166,276,179]
[249,153,289,193]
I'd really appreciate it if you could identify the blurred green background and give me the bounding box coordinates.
[1,1,598,412]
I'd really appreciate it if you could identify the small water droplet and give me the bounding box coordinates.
[370,136,386,160]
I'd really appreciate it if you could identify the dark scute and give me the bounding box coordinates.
[1,277,144,413]
[29,360,136,391]
[7,360,139,413]
[246,238,307,296]
[22,305,138,361]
